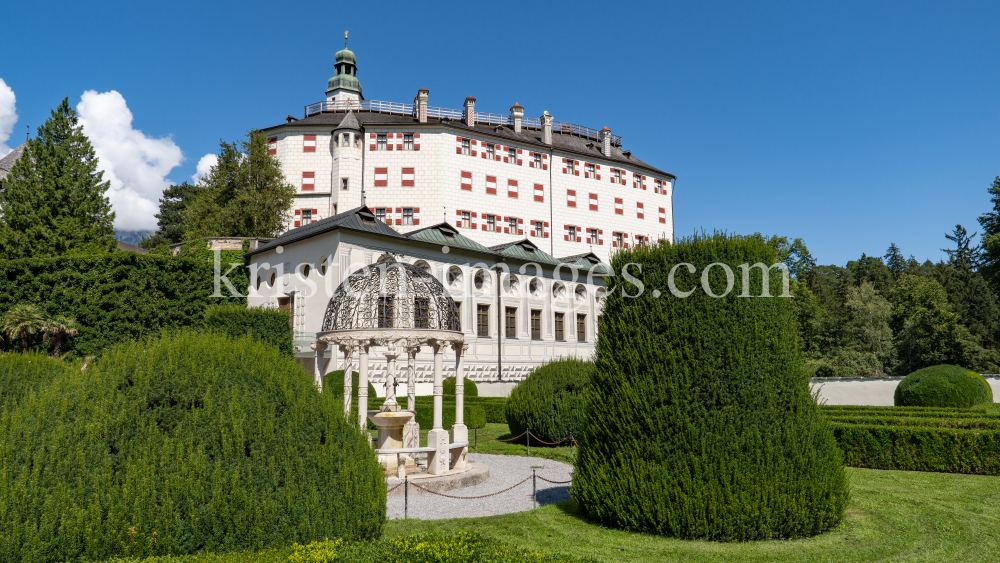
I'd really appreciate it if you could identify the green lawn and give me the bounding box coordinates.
[388,467,1000,563]
[370,422,576,464]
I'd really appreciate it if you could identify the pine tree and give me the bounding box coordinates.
[978,176,1000,285]
[884,243,906,279]
[140,182,205,249]
[0,98,116,258]
[184,130,295,239]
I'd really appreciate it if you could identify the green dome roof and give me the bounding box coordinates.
[326,48,362,97]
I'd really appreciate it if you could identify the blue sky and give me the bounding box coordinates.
[1,1,998,265]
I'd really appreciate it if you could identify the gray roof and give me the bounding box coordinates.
[335,110,361,131]
[558,252,612,275]
[245,206,407,257]
[489,239,563,266]
[405,222,494,254]
[116,240,149,254]
[0,142,27,183]
[262,112,673,178]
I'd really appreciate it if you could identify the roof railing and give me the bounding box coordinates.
[303,100,622,146]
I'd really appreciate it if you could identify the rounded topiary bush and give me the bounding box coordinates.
[505,358,592,444]
[573,233,849,541]
[443,376,479,397]
[894,364,993,408]
[0,331,385,563]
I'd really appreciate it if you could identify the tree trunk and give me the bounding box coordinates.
[54,333,63,358]
[20,328,27,352]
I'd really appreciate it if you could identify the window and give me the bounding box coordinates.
[404,134,414,150]
[554,312,565,341]
[613,169,622,183]
[375,208,387,223]
[414,297,429,328]
[460,211,471,228]
[508,147,517,162]
[303,134,316,152]
[301,172,315,191]
[567,160,576,175]
[567,225,577,241]
[402,208,414,225]
[533,220,544,237]
[633,173,641,189]
[354,135,360,148]
[377,134,387,150]
[341,178,349,191]
[531,310,541,340]
[268,136,277,154]
[486,214,497,232]
[301,209,313,225]
[655,179,663,194]
[508,217,519,234]
[477,304,490,337]
[533,153,542,168]
[486,144,495,160]
[277,295,295,329]
[334,135,339,147]
[586,163,596,178]
[505,307,517,338]
[453,302,462,331]
[378,296,394,328]
[614,232,625,247]
[576,314,586,342]
[402,167,415,187]
[462,139,471,155]
[588,228,599,244]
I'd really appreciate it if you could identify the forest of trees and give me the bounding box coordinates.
[788,177,1000,376]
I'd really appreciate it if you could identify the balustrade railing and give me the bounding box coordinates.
[302,100,622,146]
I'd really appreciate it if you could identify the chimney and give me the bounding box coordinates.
[510,103,524,133]
[599,127,611,156]
[415,88,429,123]
[464,96,476,126]
[541,111,553,145]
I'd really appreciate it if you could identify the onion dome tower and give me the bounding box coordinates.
[326,31,363,103]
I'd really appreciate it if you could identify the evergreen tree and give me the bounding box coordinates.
[184,130,295,239]
[847,253,893,293]
[140,181,205,249]
[978,176,1000,285]
[935,224,1000,350]
[884,243,906,279]
[942,224,982,269]
[0,98,117,257]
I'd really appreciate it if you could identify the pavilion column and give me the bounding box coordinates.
[450,342,469,470]
[426,340,449,474]
[339,343,356,416]
[358,342,370,430]
[311,341,328,391]
[405,344,420,412]
[383,342,400,410]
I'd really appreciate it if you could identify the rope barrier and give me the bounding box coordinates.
[535,475,574,484]
[486,430,528,442]
[408,476,532,499]
[525,432,570,446]
[386,482,403,493]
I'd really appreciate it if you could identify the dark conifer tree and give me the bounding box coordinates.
[140,182,205,249]
[0,98,116,257]
[884,243,906,279]
[978,176,1000,287]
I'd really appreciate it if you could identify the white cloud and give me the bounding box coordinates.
[77,90,184,231]
[0,79,17,157]
[192,153,217,183]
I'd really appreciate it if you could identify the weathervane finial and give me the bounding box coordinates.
[345,30,348,49]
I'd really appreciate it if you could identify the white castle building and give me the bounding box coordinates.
[246,43,676,395]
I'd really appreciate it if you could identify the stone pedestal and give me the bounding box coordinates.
[403,419,423,468]
[426,428,450,475]
[450,423,468,470]
[371,411,417,476]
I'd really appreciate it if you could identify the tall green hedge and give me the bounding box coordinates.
[894,364,993,408]
[573,233,849,541]
[505,358,592,444]
[0,352,77,411]
[203,303,292,356]
[0,253,247,357]
[0,331,385,563]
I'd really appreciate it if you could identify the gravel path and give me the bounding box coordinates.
[386,453,573,520]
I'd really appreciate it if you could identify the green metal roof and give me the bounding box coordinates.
[327,48,362,96]
[406,223,494,254]
[489,239,562,266]
[558,252,612,275]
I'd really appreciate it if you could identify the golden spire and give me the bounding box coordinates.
[345,30,348,49]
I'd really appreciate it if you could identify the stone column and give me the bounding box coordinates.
[358,342,370,430]
[405,344,420,412]
[339,343,356,416]
[311,341,328,391]
[383,341,399,411]
[450,342,469,470]
[426,340,449,474]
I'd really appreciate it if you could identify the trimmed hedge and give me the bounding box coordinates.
[573,233,848,541]
[324,370,377,429]
[894,364,993,408]
[0,253,247,357]
[203,303,292,356]
[443,376,479,397]
[0,352,77,410]
[505,358,592,444]
[470,396,508,423]
[412,396,486,430]
[0,331,385,562]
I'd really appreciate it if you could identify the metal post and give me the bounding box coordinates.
[527,428,531,456]
[474,428,478,452]
[570,433,574,459]
[495,263,503,382]
[404,475,409,519]
[532,469,537,508]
